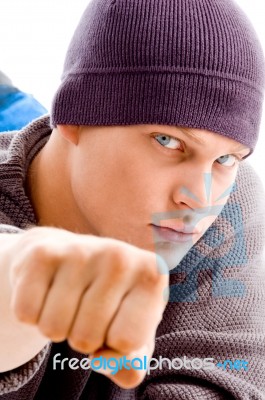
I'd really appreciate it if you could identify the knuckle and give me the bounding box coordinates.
[12,301,36,323]
[10,247,52,285]
[138,262,161,287]
[10,287,35,322]
[68,331,103,354]
[112,370,145,389]
[38,321,56,339]
[29,240,67,266]
[107,246,129,277]
[68,337,90,353]
[30,243,51,262]
[38,320,66,342]
[38,323,65,343]
[107,334,138,354]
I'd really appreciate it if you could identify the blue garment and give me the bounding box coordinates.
[0,84,47,132]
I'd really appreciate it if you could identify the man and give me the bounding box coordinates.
[0,0,265,398]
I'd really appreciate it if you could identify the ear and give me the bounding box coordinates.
[57,124,80,146]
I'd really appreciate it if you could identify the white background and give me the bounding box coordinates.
[0,0,264,183]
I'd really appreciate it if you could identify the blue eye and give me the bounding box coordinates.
[154,134,181,150]
[216,154,237,167]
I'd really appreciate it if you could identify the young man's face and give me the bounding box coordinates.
[57,124,250,269]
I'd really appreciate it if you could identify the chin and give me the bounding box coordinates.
[153,240,197,270]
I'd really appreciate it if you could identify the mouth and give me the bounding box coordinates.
[151,224,201,243]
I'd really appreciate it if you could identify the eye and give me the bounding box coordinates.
[154,134,181,150]
[216,154,238,167]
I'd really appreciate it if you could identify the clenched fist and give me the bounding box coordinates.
[9,227,169,387]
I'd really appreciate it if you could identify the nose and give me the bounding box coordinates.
[172,163,214,211]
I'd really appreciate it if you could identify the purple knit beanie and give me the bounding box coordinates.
[51,0,265,154]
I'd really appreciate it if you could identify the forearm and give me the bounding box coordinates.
[0,232,49,372]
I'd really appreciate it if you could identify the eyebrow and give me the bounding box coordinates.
[178,127,205,145]
[178,127,250,153]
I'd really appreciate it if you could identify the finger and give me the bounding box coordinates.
[106,268,168,354]
[37,260,92,342]
[10,258,55,325]
[68,269,132,354]
[90,342,155,389]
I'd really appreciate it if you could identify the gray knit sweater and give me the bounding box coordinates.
[0,116,265,400]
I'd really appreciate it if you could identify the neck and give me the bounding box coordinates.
[26,130,89,233]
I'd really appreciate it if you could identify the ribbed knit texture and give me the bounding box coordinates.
[0,116,265,399]
[51,0,265,153]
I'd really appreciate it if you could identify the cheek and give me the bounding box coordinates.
[71,149,151,216]
[195,174,236,236]
[208,168,237,212]
[73,160,124,205]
